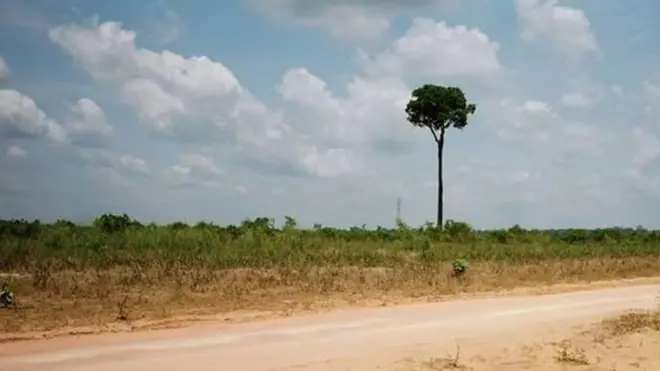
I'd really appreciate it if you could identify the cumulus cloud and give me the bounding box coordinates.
[49,20,356,180]
[0,89,68,143]
[515,0,599,59]
[485,97,606,156]
[64,98,113,146]
[48,21,245,139]
[301,147,356,178]
[357,18,502,79]
[278,68,414,153]
[0,89,112,149]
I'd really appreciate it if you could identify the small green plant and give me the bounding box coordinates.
[0,282,14,308]
[451,259,469,277]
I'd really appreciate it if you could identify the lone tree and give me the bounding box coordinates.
[405,85,476,227]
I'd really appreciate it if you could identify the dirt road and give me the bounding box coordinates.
[1,284,658,371]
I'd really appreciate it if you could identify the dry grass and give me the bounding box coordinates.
[553,340,590,365]
[2,256,660,338]
[599,309,660,336]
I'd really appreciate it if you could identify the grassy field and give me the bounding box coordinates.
[2,214,660,336]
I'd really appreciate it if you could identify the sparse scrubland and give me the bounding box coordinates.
[2,213,660,336]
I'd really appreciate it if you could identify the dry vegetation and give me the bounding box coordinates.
[2,214,660,337]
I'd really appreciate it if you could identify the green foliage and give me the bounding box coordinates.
[93,213,142,233]
[283,216,298,230]
[0,219,41,238]
[1,214,660,274]
[451,259,469,276]
[443,220,474,242]
[405,84,476,133]
[167,221,189,231]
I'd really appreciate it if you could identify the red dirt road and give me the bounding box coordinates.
[1,284,658,371]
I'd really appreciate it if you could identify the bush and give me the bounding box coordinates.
[93,213,142,233]
[452,259,469,276]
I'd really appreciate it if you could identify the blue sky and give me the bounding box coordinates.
[2,0,660,229]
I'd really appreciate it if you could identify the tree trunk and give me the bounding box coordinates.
[437,131,445,228]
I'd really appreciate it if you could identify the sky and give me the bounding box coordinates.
[1,0,660,229]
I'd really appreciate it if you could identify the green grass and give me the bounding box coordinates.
[2,215,660,273]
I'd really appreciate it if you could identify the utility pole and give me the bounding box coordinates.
[396,197,401,225]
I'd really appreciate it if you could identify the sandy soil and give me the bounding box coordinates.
[1,284,658,371]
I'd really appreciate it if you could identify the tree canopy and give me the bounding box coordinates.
[405,84,476,140]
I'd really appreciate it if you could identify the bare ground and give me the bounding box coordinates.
[395,308,660,371]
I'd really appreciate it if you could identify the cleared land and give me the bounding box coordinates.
[1,285,658,371]
[2,216,660,337]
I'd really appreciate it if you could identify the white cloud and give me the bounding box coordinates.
[0,53,9,80]
[301,147,355,178]
[80,149,150,175]
[163,152,225,188]
[49,20,342,178]
[0,89,68,143]
[278,68,414,153]
[119,78,186,132]
[119,155,149,174]
[485,97,607,156]
[357,18,502,79]
[48,21,244,136]
[278,68,339,110]
[65,98,112,137]
[515,0,599,59]
[178,152,223,175]
[0,90,112,149]
[6,145,27,158]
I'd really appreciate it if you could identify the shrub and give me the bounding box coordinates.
[451,259,469,277]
